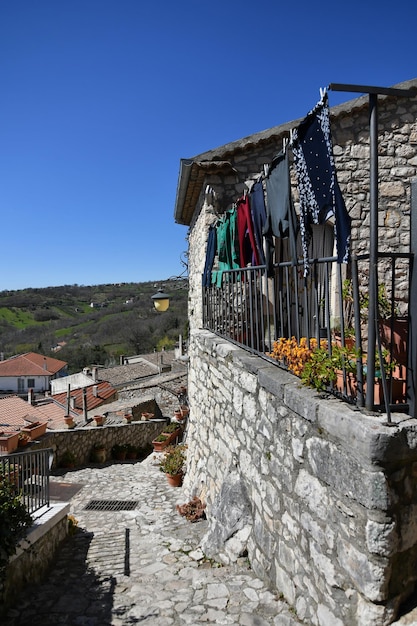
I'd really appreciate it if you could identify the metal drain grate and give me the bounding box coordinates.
[84,499,138,511]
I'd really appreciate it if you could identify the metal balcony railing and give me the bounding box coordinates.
[0,448,54,515]
[202,251,411,415]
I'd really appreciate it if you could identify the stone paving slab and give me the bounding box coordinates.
[4,454,302,626]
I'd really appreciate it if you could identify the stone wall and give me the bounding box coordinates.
[30,400,167,468]
[183,329,417,626]
[32,420,167,468]
[1,504,69,614]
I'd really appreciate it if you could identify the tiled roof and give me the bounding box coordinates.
[51,381,117,414]
[33,399,80,430]
[0,352,67,377]
[0,395,49,433]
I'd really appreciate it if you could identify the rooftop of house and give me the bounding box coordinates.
[174,77,417,226]
[0,395,49,433]
[0,352,67,377]
[51,381,117,414]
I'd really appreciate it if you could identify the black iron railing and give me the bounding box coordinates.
[0,448,53,515]
[203,252,411,414]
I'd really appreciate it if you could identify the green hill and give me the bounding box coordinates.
[0,281,188,373]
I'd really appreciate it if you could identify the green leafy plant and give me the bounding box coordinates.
[301,346,338,391]
[163,422,181,434]
[159,444,187,476]
[59,450,77,468]
[154,434,169,443]
[0,477,32,578]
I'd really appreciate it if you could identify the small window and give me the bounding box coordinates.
[27,379,35,389]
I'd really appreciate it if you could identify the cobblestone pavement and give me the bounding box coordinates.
[4,454,302,626]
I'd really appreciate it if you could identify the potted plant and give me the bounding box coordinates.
[162,422,182,443]
[93,415,105,427]
[64,415,75,429]
[111,443,129,461]
[152,433,170,452]
[60,450,77,469]
[126,444,138,460]
[174,408,184,421]
[90,443,106,463]
[17,432,31,448]
[21,421,47,440]
[159,444,186,487]
[0,431,20,454]
[141,412,154,421]
[180,405,189,418]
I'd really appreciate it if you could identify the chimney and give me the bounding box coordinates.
[27,388,34,405]
[66,384,71,416]
[92,385,98,397]
[92,367,98,382]
[70,397,76,409]
[83,387,88,423]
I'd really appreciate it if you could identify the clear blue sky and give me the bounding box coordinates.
[1,0,416,290]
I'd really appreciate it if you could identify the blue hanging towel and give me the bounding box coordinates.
[291,94,351,276]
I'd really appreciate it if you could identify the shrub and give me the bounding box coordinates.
[0,477,32,578]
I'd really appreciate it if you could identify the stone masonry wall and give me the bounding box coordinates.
[1,515,68,613]
[183,329,417,626]
[31,419,167,468]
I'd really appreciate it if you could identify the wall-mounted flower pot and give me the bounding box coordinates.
[174,409,184,421]
[21,421,47,440]
[152,436,170,452]
[0,431,19,454]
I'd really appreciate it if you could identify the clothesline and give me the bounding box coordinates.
[203,91,351,287]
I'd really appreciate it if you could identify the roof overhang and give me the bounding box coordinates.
[174,78,417,227]
[174,159,236,226]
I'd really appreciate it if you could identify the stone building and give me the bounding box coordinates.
[174,79,417,625]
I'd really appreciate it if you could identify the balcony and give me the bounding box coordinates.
[203,250,411,416]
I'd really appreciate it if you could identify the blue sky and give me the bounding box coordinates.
[1,0,416,290]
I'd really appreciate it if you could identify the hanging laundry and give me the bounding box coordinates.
[212,207,240,288]
[264,147,298,275]
[291,93,351,276]
[249,180,267,266]
[236,194,260,268]
[202,225,217,287]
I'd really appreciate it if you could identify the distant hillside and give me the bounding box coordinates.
[0,280,188,372]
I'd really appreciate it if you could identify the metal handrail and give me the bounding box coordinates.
[0,448,54,515]
[203,251,411,412]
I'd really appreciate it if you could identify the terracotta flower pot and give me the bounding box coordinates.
[152,436,170,452]
[21,422,47,440]
[166,472,183,487]
[0,432,19,454]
